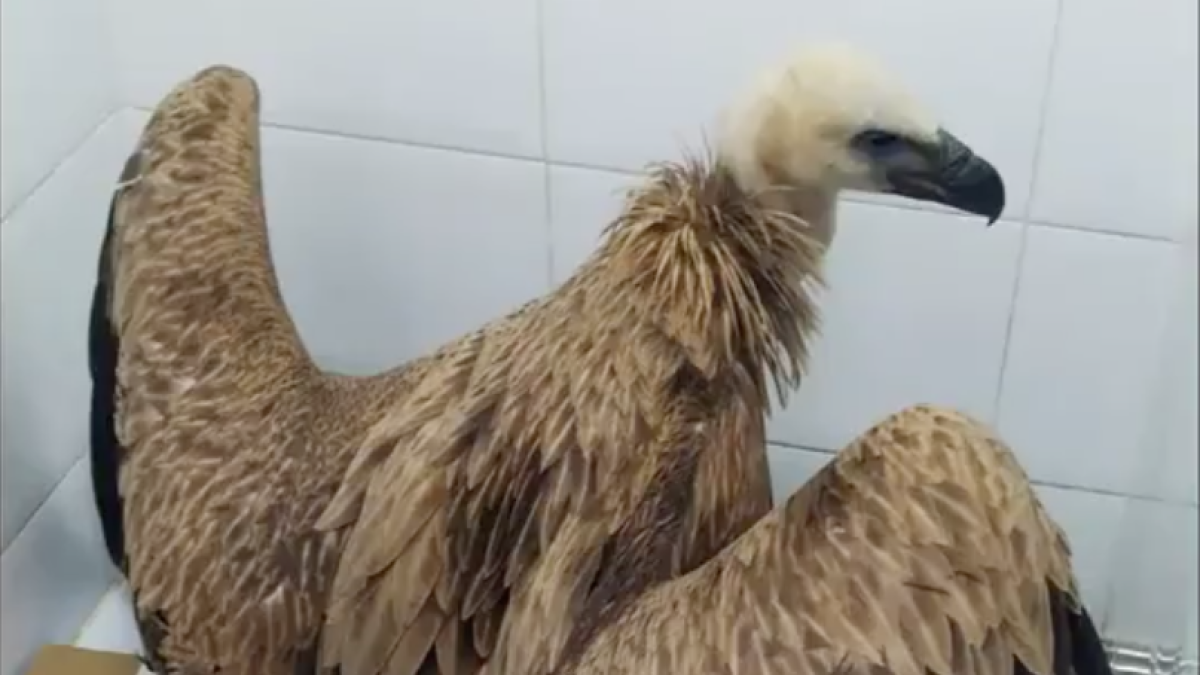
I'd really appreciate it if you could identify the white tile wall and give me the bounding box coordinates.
[2,0,1195,661]
[766,445,831,502]
[0,459,117,675]
[74,584,141,655]
[765,207,1022,451]
[0,111,137,675]
[997,226,1177,495]
[1100,235,1200,653]
[0,113,138,549]
[0,0,123,670]
[1033,485,1127,619]
[1104,499,1199,649]
[1031,0,1198,239]
[0,0,117,217]
[105,0,543,158]
[1143,240,1199,507]
[257,126,549,368]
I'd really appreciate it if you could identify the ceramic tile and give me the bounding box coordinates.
[547,165,637,283]
[1103,500,1198,650]
[0,459,117,675]
[1031,0,1198,239]
[0,0,117,217]
[767,203,1022,450]
[1140,243,1198,505]
[1034,485,1126,622]
[74,584,143,656]
[997,226,1176,494]
[0,112,144,549]
[251,122,551,370]
[1189,591,1199,660]
[766,445,831,502]
[107,0,542,157]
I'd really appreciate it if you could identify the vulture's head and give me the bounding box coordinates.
[719,42,1005,226]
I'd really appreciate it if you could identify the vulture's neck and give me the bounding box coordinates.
[589,157,827,399]
[754,182,838,251]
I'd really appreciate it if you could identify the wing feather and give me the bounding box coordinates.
[112,66,422,674]
[566,405,1087,675]
[318,302,662,675]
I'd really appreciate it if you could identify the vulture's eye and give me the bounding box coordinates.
[855,129,904,152]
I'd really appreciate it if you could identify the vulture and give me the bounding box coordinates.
[316,43,1004,675]
[556,404,1113,675]
[89,41,1005,674]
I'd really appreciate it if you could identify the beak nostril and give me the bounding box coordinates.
[943,150,971,176]
[936,129,974,176]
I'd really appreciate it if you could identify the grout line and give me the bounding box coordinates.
[533,0,555,287]
[767,439,1199,507]
[1014,217,1176,243]
[1021,0,1069,221]
[0,107,123,223]
[0,454,87,557]
[768,440,835,456]
[542,166,557,286]
[128,105,543,167]
[990,221,1031,424]
[127,107,1182,245]
[838,193,1174,242]
[1028,478,1196,505]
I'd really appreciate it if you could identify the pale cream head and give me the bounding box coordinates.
[718,41,1005,224]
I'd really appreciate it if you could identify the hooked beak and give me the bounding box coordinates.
[885,129,1006,225]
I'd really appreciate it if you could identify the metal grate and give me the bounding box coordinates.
[1106,640,1199,675]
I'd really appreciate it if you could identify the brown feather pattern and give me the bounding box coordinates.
[561,405,1084,675]
[108,67,435,674]
[317,154,828,675]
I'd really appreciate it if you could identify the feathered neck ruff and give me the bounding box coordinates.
[586,154,827,406]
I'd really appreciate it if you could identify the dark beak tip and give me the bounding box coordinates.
[985,173,1006,226]
[933,129,1006,226]
[882,134,1007,226]
[960,159,1005,226]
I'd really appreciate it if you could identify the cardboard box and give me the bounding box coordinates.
[23,645,145,675]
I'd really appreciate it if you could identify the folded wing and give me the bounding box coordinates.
[316,305,676,675]
[567,405,1109,675]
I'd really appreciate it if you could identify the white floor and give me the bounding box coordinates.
[74,583,148,669]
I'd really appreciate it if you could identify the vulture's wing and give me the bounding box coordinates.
[109,67,362,674]
[89,149,138,574]
[568,405,1111,675]
[316,305,673,675]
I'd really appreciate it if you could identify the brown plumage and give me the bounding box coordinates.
[92,67,435,674]
[557,405,1113,675]
[97,40,1010,675]
[315,153,822,675]
[318,43,1008,675]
